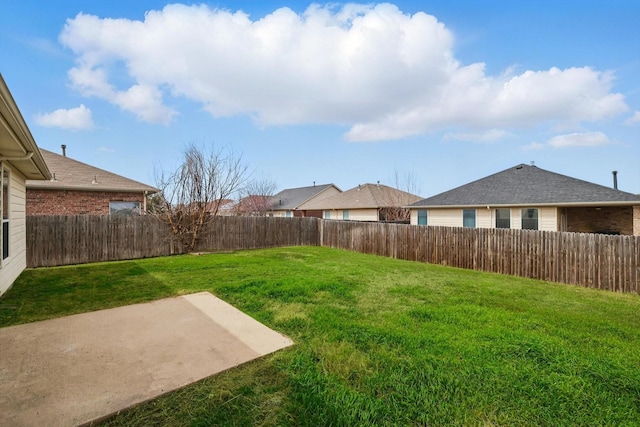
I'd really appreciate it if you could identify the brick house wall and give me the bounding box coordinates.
[565,206,635,235]
[27,189,145,215]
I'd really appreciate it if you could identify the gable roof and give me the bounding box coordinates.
[26,149,158,193]
[270,183,341,210]
[301,183,422,210]
[0,74,50,180]
[411,164,640,208]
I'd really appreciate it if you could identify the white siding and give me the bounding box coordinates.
[0,165,27,295]
[512,209,522,229]
[426,209,463,227]
[476,209,492,228]
[343,208,378,221]
[410,206,560,231]
[538,207,558,231]
[323,208,379,221]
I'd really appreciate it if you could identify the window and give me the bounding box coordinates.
[417,209,428,225]
[285,210,292,218]
[324,210,331,219]
[521,208,539,230]
[463,209,476,228]
[495,208,510,229]
[343,210,349,220]
[109,201,141,216]
[2,168,9,260]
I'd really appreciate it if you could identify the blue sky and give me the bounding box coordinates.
[1,0,639,197]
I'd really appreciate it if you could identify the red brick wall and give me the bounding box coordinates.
[565,206,634,235]
[27,189,144,215]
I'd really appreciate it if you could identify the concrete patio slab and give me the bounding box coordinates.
[0,292,293,427]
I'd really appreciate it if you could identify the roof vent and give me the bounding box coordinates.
[61,144,66,157]
[92,175,98,184]
[612,171,618,190]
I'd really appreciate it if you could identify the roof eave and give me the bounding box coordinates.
[0,74,51,180]
[26,184,158,193]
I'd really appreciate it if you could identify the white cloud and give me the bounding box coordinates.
[34,104,94,130]
[626,111,640,124]
[444,129,512,142]
[67,65,176,123]
[547,132,613,148]
[26,37,66,57]
[522,142,545,151]
[59,3,629,140]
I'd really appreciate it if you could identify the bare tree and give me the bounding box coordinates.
[154,143,248,251]
[237,176,277,216]
[379,169,423,222]
[145,192,166,215]
[392,168,422,197]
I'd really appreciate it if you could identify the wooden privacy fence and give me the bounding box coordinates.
[26,215,320,268]
[321,221,640,293]
[26,215,639,293]
[27,215,174,267]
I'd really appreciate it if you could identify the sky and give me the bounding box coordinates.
[1,0,639,198]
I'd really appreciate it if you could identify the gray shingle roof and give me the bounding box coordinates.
[270,184,340,210]
[410,164,640,207]
[26,149,158,193]
[301,183,422,210]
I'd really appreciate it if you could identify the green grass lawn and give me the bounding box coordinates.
[2,246,639,426]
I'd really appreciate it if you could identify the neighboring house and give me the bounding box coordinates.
[299,183,422,222]
[409,164,640,236]
[234,195,273,216]
[26,148,158,215]
[270,183,342,218]
[204,199,235,216]
[0,74,51,294]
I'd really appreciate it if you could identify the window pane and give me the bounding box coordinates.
[109,201,141,216]
[2,169,8,220]
[2,169,8,260]
[417,209,428,225]
[521,208,539,230]
[463,209,476,228]
[343,210,349,220]
[2,221,7,260]
[324,210,330,219]
[495,208,510,228]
